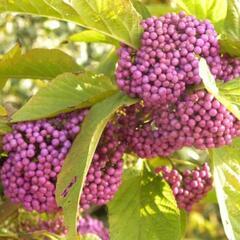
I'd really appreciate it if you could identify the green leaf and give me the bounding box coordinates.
[69,30,119,46]
[108,166,182,240]
[131,0,151,19]
[55,92,136,240]
[210,138,240,240]
[0,45,81,81]
[0,120,11,134]
[220,0,240,56]
[176,0,227,30]
[199,58,240,120]
[0,0,142,48]
[81,234,101,240]
[180,210,187,240]
[147,3,180,16]
[96,48,118,77]
[11,72,118,122]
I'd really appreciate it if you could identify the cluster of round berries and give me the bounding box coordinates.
[80,123,125,210]
[21,216,109,240]
[116,12,224,106]
[1,110,124,213]
[78,216,109,240]
[155,163,212,211]
[116,90,240,158]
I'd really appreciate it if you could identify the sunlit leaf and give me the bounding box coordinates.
[108,166,182,240]
[12,72,118,122]
[210,138,240,240]
[0,45,81,81]
[220,0,240,56]
[0,0,142,48]
[199,58,240,120]
[175,0,227,31]
[55,92,137,240]
[69,30,119,46]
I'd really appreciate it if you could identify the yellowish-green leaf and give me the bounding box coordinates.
[176,0,227,31]
[131,0,151,19]
[55,92,137,240]
[210,138,240,240]
[69,30,119,46]
[108,167,182,240]
[0,0,142,48]
[220,0,240,56]
[0,45,81,81]
[199,58,240,120]
[12,72,118,122]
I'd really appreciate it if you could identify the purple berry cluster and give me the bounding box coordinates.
[78,216,109,240]
[116,104,182,158]
[116,90,240,158]
[21,216,109,240]
[1,110,124,213]
[80,123,125,210]
[116,12,221,106]
[159,90,239,149]
[218,54,240,81]
[156,163,212,211]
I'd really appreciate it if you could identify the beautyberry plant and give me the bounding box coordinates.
[0,1,240,240]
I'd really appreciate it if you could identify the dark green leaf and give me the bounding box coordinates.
[55,92,136,240]
[108,166,182,240]
[69,30,119,46]
[131,0,151,19]
[0,0,142,48]
[11,72,118,122]
[220,0,240,56]
[210,138,240,240]
[96,48,118,77]
[0,45,81,81]
[199,58,240,120]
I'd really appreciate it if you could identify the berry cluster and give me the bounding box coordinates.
[78,216,109,240]
[116,90,240,158]
[156,163,212,211]
[1,110,124,212]
[80,123,125,210]
[21,216,109,240]
[116,104,182,158]
[116,12,222,106]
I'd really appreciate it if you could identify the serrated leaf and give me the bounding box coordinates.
[210,138,240,240]
[131,0,151,19]
[199,58,240,120]
[108,166,182,240]
[69,30,119,46]
[220,0,240,56]
[55,92,136,240]
[0,45,81,81]
[0,0,142,49]
[176,0,227,30]
[11,72,118,122]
